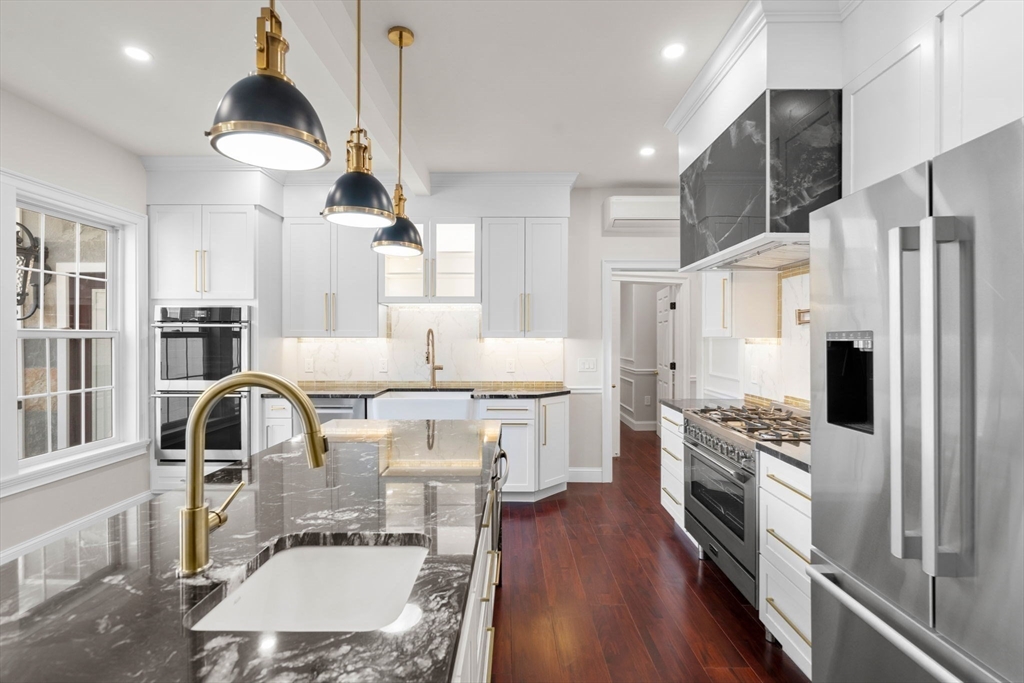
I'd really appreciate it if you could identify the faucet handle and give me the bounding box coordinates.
[436,364,444,371]
[208,481,245,530]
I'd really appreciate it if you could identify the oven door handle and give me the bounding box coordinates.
[152,322,249,329]
[152,392,248,399]
[685,442,751,483]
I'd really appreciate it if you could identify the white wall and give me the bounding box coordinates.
[0,89,146,214]
[619,283,659,428]
[564,187,679,467]
[0,89,150,552]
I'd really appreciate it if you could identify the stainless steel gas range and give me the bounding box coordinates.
[682,404,810,605]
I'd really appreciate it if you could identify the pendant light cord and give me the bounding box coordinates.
[356,0,362,131]
[397,40,403,188]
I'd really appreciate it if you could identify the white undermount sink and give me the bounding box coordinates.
[191,545,428,632]
[370,391,474,420]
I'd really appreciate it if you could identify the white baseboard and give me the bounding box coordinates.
[0,491,154,565]
[620,413,658,432]
[568,467,603,483]
[503,482,567,503]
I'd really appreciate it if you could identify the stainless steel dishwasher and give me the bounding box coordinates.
[291,396,367,432]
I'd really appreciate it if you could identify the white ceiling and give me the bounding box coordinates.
[0,0,743,190]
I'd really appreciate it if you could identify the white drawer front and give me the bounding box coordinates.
[660,430,685,480]
[661,465,684,523]
[759,455,812,516]
[759,489,812,596]
[660,406,684,436]
[760,559,812,677]
[477,399,536,420]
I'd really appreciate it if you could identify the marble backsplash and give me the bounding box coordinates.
[743,269,810,403]
[282,305,564,383]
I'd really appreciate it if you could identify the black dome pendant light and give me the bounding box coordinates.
[372,27,423,256]
[322,0,396,229]
[206,0,331,171]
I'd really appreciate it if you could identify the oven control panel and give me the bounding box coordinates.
[684,421,756,470]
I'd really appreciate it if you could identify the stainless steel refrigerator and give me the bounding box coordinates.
[808,118,1023,683]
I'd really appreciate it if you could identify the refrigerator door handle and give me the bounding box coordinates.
[888,225,923,560]
[920,216,968,578]
[807,565,963,683]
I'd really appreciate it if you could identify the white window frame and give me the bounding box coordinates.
[1,169,149,497]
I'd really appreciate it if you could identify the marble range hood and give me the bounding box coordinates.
[679,90,842,272]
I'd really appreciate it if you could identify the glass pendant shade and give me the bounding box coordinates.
[323,171,395,228]
[371,215,423,255]
[209,74,330,171]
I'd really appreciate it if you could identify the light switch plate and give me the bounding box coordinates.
[506,359,516,373]
[304,358,314,373]
[578,358,597,372]
[378,359,388,373]
[644,396,651,406]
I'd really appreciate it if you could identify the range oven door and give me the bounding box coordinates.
[154,322,249,392]
[683,439,757,573]
[154,391,249,463]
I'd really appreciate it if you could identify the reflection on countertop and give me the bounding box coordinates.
[0,420,501,683]
[260,381,571,400]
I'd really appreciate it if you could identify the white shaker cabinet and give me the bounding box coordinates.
[537,394,569,490]
[379,218,481,304]
[481,218,526,337]
[150,205,256,300]
[282,220,380,338]
[482,217,567,338]
[701,271,777,339]
[525,218,568,338]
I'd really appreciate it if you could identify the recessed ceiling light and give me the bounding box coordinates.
[640,147,655,157]
[661,43,685,60]
[123,46,153,62]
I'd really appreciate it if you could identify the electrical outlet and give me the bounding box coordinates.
[378,358,388,373]
[644,396,651,406]
[304,358,314,373]
[506,359,516,373]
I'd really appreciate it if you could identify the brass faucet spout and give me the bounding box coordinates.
[179,371,326,576]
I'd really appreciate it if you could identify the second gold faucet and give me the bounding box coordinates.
[426,328,444,388]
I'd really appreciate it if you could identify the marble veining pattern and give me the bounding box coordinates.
[284,306,563,384]
[743,273,810,403]
[0,420,500,683]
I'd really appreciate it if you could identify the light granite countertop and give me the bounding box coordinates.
[0,420,501,683]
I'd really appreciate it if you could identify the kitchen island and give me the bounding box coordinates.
[0,420,502,683]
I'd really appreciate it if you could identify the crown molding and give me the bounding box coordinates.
[429,172,580,189]
[283,170,399,188]
[665,0,846,135]
[664,1,767,135]
[141,155,288,185]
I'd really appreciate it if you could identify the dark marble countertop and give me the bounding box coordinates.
[263,386,571,400]
[0,420,501,683]
[659,397,746,413]
[756,440,812,472]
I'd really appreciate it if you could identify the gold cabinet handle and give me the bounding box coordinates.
[323,293,329,331]
[662,447,681,461]
[526,293,531,332]
[721,277,727,329]
[767,473,811,501]
[481,490,494,528]
[766,597,811,647]
[662,487,681,506]
[203,250,209,292]
[484,627,496,681]
[519,293,524,332]
[486,407,529,412]
[194,250,201,292]
[481,550,499,602]
[663,416,680,427]
[331,292,337,331]
[543,404,547,446]
[767,528,811,564]
[493,549,501,587]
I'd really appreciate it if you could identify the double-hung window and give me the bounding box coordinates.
[16,206,117,460]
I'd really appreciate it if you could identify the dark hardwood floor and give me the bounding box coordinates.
[492,423,809,683]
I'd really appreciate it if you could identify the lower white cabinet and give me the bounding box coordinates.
[476,396,569,501]
[659,405,686,525]
[262,397,294,451]
[452,489,498,683]
[758,454,812,678]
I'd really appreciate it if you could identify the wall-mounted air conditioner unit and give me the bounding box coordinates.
[602,195,680,237]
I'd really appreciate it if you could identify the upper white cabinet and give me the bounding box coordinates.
[379,218,481,304]
[702,271,777,339]
[482,217,567,338]
[150,204,256,300]
[282,220,380,338]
